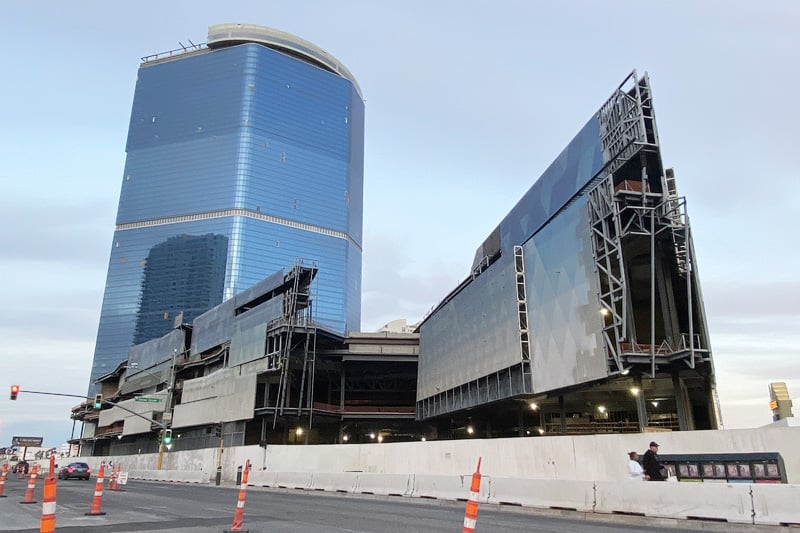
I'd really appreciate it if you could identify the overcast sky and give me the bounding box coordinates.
[1,1,798,447]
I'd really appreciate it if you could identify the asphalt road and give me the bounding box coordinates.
[0,472,780,532]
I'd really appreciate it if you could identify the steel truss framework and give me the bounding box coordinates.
[263,261,319,429]
[416,362,532,420]
[588,72,710,379]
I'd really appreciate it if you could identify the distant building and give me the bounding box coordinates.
[769,382,794,421]
[378,319,419,334]
[417,71,719,436]
[88,24,365,393]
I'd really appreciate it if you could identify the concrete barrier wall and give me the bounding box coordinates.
[595,481,753,523]
[355,473,413,496]
[310,472,359,493]
[247,469,277,487]
[72,427,799,484]
[412,474,488,501]
[129,469,210,484]
[751,483,800,526]
[68,448,800,524]
[273,471,312,490]
[489,478,594,512]
[253,427,800,483]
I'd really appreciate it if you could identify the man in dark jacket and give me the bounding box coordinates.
[642,441,664,481]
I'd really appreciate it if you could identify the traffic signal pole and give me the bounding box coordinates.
[10,389,89,400]
[157,440,165,471]
[10,388,167,430]
[8,387,171,457]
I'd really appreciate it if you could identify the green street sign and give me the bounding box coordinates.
[134,397,162,403]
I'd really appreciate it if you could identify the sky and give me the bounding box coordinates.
[1,1,798,447]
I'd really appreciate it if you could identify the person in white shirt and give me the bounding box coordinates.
[628,451,647,480]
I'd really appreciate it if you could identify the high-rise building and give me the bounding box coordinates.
[88,23,365,392]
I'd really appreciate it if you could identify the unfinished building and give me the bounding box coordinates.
[73,262,420,455]
[416,71,719,437]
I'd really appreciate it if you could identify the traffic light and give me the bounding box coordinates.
[162,429,173,445]
[10,385,20,400]
[93,394,103,409]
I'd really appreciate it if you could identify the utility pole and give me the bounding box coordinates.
[156,348,181,470]
[215,422,224,485]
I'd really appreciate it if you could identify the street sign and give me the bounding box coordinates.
[12,436,43,447]
[134,397,162,403]
[118,472,129,485]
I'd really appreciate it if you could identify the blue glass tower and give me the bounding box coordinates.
[89,24,364,391]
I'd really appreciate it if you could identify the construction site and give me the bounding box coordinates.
[72,71,719,453]
[414,71,718,438]
[73,261,420,455]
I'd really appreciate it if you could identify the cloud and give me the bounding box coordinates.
[1,338,93,446]
[361,229,468,331]
[0,201,114,267]
[704,280,800,319]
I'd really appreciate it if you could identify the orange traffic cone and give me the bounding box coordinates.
[108,464,125,491]
[223,459,251,532]
[0,463,8,498]
[462,457,482,533]
[85,462,107,516]
[20,464,39,504]
[40,456,57,533]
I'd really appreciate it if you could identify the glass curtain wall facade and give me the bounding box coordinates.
[89,25,364,392]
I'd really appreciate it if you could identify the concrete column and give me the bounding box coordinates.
[559,395,567,435]
[672,372,689,431]
[634,376,649,431]
[339,366,346,412]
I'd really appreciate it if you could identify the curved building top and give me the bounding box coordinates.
[207,23,363,99]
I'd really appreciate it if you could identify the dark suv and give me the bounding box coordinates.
[58,462,91,480]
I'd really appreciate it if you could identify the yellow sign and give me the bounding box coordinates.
[769,400,778,410]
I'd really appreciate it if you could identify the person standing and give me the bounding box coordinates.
[628,451,646,480]
[642,441,664,481]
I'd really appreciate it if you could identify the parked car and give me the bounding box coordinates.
[58,462,91,480]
